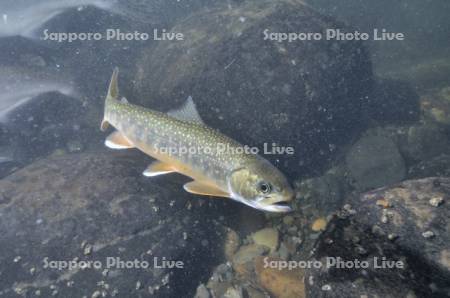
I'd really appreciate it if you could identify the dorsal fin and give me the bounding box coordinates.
[167,96,204,124]
[107,67,119,100]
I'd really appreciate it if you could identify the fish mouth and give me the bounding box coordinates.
[249,199,292,213]
[260,201,293,213]
[231,193,293,213]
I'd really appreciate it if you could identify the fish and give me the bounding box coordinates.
[101,68,294,212]
[0,66,77,123]
[0,0,114,38]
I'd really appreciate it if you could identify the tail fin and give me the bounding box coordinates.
[101,67,119,131]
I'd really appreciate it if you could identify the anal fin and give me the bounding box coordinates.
[143,161,176,177]
[183,181,230,198]
[105,131,134,149]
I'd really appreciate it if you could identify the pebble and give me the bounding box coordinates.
[422,231,435,238]
[232,244,268,265]
[84,244,93,255]
[388,233,398,241]
[376,199,391,208]
[194,284,210,298]
[255,256,305,297]
[287,226,298,235]
[321,284,332,291]
[283,215,294,225]
[429,196,444,207]
[355,245,368,255]
[251,228,279,253]
[311,218,327,232]
[381,209,390,223]
[224,286,243,298]
[224,229,240,261]
[277,242,290,260]
[66,140,84,153]
[161,274,170,286]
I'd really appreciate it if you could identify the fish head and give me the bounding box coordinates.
[227,159,294,213]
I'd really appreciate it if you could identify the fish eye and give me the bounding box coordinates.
[258,181,272,194]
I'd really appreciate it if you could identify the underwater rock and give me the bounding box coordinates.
[233,244,269,274]
[408,154,450,179]
[224,228,241,262]
[134,0,373,176]
[421,86,450,126]
[355,124,450,169]
[354,177,450,276]
[306,177,450,297]
[294,166,349,215]
[378,56,450,90]
[399,123,450,163]
[251,228,279,253]
[255,256,305,298]
[232,244,268,279]
[205,263,236,297]
[5,93,86,162]
[345,133,406,190]
[194,284,211,298]
[0,152,227,297]
[365,78,420,125]
[311,218,327,232]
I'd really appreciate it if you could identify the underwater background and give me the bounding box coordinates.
[0,0,449,297]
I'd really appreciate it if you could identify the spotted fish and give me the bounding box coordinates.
[101,68,293,212]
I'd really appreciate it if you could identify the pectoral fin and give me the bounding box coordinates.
[105,131,134,149]
[100,119,110,131]
[143,161,176,177]
[183,181,230,198]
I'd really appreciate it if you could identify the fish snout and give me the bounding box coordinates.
[256,190,294,213]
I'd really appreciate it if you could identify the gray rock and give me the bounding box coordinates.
[408,154,450,178]
[294,166,349,215]
[364,79,420,125]
[0,152,227,297]
[306,177,450,297]
[401,124,450,163]
[133,0,373,176]
[194,284,211,298]
[345,133,406,190]
[352,177,450,276]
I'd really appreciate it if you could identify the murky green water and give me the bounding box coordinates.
[0,1,449,297]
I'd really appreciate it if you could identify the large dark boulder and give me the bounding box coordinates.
[306,177,450,297]
[133,0,373,177]
[0,152,229,297]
